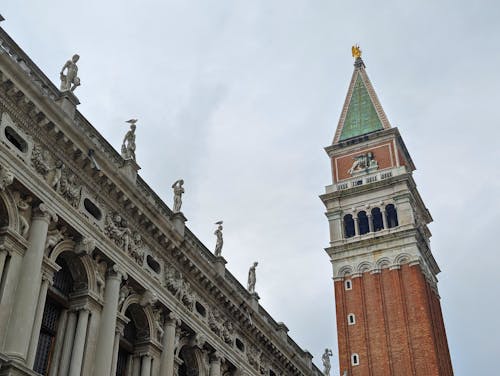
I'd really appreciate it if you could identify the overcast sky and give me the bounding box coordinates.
[2,1,500,374]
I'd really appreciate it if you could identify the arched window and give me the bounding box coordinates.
[386,204,399,228]
[343,214,355,238]
[371,207,384,231]
[344,279,352,290]
[358,211,369,235]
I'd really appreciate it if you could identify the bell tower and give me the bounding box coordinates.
[320,47,453,376]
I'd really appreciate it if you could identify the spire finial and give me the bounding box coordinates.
[352,45,362,59]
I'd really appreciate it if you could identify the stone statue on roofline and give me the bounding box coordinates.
[214,221,223,257]
[172,179,184,213]
[121,119,137,161]
[60,54,81,92]
[247,261,258,293]
[322,348,333,375]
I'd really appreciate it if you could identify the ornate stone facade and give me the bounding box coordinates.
[0,23,320,376]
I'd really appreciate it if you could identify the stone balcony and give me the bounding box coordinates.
[325,166,408,193]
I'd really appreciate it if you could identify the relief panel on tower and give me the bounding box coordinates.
[333,142,395,182]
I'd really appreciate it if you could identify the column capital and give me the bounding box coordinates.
[41,270,55,285]
[32,203,57,223]
[210,351,223,363]
[108,264,127,281]
[165,312,181,327]
[0,243,11,256]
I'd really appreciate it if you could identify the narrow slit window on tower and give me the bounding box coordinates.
[351,353,360,366]
[347,313,356,325]
[344,279,352,290]
[371,207,384,231]
[4,126,28,153]
[358,211,369,235]
[386,204,399,228]
[343,214,355,238]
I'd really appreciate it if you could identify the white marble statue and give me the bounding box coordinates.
[171,179,184,213]
[121,119,137,160]
[247,262,258,293]
[322,348,333,375]
[214,221,223,257]
[60,54,81,92]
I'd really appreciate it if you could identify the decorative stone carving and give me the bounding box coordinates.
[221,321,234,345]
[171,179,184,213]
[121,119,137,161]
[58,171,82,208]
[191,333,206,348]
[118,283,132,309]
[208,309,224,336]
[60,54,81,92]
[163,269,197,311]
[105,212,132,252]
[164,268,183,298]
[16,194,32,238]
[31,145,51,177]
[44,225,68,252]
[140,289,157,307]
[75,237,96,255]
[153,308,164,341]
[0,164,14,190]
[214,221,223,257]
[247,262,258,293]
[129,234,145,266]
[95,259,107,297]
[322,348,333,376]
[247,344,261,370]
[347,152,378,176]
[180,281,196,311]
[259,354,270,375]
[47,160,63,191]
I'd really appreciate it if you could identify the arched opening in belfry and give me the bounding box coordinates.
[343,214,355,238]
[358,211,369,235]
[116,304,151,376]
[386,204,398,228]
[371,207,384,231]
[178,346,200,376]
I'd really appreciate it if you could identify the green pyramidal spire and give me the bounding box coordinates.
[333,48,391,144]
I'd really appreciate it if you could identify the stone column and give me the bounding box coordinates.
[110,323,124,376]
[48,310,68,376]
[68,308,90,376]
[367,213,374,232]
[353,216,360,236]
[93,265,126,376]
[3,204,56,362]
[0,245,9,281]
[27,272,54,367]
[59,311,78,375]
[132,356,141,376]
[209,352,222,376]
[140,354,152,376]
[381,208,388,229]
[159,313,180,376]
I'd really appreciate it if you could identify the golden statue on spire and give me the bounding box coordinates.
[352,45,362,59]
